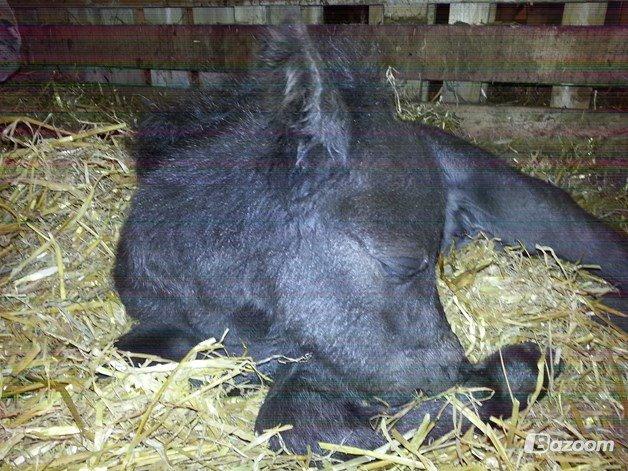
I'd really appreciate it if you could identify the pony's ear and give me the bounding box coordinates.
[259,25,350,167]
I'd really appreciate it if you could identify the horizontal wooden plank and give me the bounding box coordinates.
[7,66,150,85]
[8,0,611,8]
[446,105,628,171]
[0,83,623,153]
[17,24,627,86]
[451,104,628,141]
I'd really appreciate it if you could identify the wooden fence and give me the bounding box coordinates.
[5,0,628,112]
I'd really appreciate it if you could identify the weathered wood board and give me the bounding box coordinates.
[1,84,623,146]
[16,24,628,86]
[10,1,612,7]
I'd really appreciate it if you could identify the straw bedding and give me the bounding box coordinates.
[0,85,625,469]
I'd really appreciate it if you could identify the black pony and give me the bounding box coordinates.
[113,26,627,454]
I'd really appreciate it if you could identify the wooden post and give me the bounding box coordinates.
[72,7,144,85]
[134,8,152,86]
[31,6,69,25]
[268,5,300,25]
[369,5,384,26]
[550,3,608,109]
[421,4,436,102]
[144,7,184,25]
[192,7,234,25]
[384,5,430,25]
[301,6,323,25]
[383,4,432,100]
[146,7,190,88]
[68,8,133,25]
[442,3,496,104]
[193,7,234,88]
[234,6,267,25]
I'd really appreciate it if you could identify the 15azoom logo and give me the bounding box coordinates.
[524,433,615,454]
